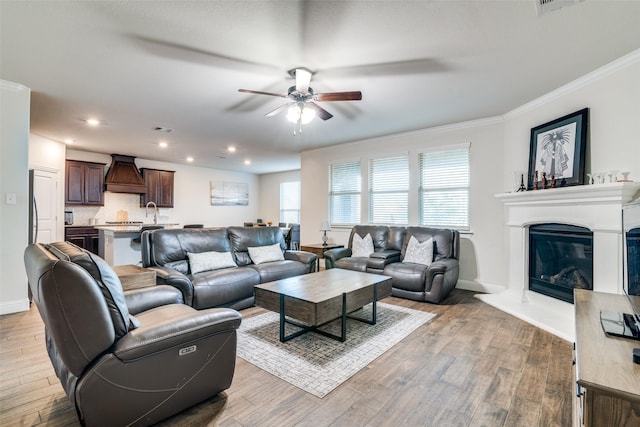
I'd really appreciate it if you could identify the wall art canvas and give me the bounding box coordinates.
[527,108,588,190]
[210,181,249,206]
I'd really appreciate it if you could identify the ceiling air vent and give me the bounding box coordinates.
[536,0,579,16]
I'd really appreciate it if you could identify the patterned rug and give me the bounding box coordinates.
[237,302,435,398]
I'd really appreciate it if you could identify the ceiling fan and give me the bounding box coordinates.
[238,67,362,134]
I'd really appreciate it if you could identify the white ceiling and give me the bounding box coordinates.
[2,1,639,174]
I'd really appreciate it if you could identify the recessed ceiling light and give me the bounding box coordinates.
[158,141,168,148]
[186,156,194,162]
[228,146,236,153]
[154,126,174,133]
[244,159,251,165]
[86,118,100,126]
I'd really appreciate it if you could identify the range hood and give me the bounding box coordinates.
[104,154,147,194]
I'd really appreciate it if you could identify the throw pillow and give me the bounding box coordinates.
[188,251,237,274]
[403,236,434,266]
[352,233,374,257]
[247,243,284,265]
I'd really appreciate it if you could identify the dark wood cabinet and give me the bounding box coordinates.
[65,227,100,255]
[140,168,175,208]
[65,160,105,206]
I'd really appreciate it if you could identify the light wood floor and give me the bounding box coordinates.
[0,289,573,426]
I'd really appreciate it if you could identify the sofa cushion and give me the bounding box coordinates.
[352,233,374,257]
[46,242,132,339]
[150,228,234,267]
[248,243,284,265]
[228,226,286,266]
[249,259,310,282]
[190,267,260,309]
[384,262,428,292]
[188,251,236,274]
[403,236,434,266]
[334,257,368,272]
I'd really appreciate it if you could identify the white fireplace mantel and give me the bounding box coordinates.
[477,182,640,341]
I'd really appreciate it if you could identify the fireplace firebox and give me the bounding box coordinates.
[529,223,593,304]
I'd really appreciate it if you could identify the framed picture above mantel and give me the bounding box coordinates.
[527,108,589,190]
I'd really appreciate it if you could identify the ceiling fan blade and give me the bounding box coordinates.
[307,102,333,121]
[314,91,363,102]
[265,102,294,117]
[238,89,287,98]
[295,68,312,94]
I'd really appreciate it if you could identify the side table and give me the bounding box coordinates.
[300,243,344,271]
[113,264,156,291]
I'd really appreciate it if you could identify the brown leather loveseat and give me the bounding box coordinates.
[24,241,241,426]
[324,225,460,304]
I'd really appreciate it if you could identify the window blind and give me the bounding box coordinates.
[369,155,409,224]
[279,181,300,223]
[419,146,470,229]
[329,161,361,225]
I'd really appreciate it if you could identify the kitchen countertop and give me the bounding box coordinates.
[95,224,181,232]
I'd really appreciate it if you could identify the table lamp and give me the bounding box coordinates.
[320,221,331,246]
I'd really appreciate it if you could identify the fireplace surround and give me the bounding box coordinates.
[480,182,640,341]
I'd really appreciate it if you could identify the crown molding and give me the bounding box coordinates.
[0,80,30,93]
[505,48,640,119]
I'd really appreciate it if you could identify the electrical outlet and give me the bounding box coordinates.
[5,193,17,205]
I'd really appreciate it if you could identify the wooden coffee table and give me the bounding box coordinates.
[254,269,392,342]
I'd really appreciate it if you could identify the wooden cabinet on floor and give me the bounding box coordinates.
[140,168,174,208]
[573,289,640,426]
[65,160,105,206]
[65,227,99,255]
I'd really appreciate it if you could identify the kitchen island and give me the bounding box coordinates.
[97,224,180,266]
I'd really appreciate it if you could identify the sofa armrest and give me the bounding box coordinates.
[147,266,194,306]
[369,250,401,262]
[124,285,184,315]
[323,247,352,269]
[114,306,242,362]
[424,258,459,291]
[284,250,318,272]
[367,250,401,270]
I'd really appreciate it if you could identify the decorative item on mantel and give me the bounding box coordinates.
[320,221,331,246]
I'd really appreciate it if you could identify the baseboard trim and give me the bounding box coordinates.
[456,279,506,294]
[0,299,30,315]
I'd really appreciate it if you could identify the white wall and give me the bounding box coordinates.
[503,51,640,189]
[66,150,261,227]
[29,133,66,241]
[300,118,507,291]
[0,80,30,314]
[300,49,640,294]
[259,170,301,224]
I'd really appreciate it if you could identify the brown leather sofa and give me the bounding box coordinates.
[24,241,242,427]
[141,226,317,310]
[324,225,460,303]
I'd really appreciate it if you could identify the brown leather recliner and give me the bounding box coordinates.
[24,241,242,427]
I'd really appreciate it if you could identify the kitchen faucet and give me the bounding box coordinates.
[145,201,159,224]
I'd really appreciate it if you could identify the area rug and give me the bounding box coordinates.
[237,302,435,398]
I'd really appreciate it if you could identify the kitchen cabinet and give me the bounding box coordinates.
[140,168,174,208]
[65,160,105,206]
[65,227,100,255]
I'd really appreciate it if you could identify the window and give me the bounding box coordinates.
[280,181,300,224]
[329,161,361,225]
[369,155,409,224]
[419,145,470,229]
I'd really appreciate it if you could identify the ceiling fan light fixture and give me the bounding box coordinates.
[301,106,315,124]
[286,105,302,123]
